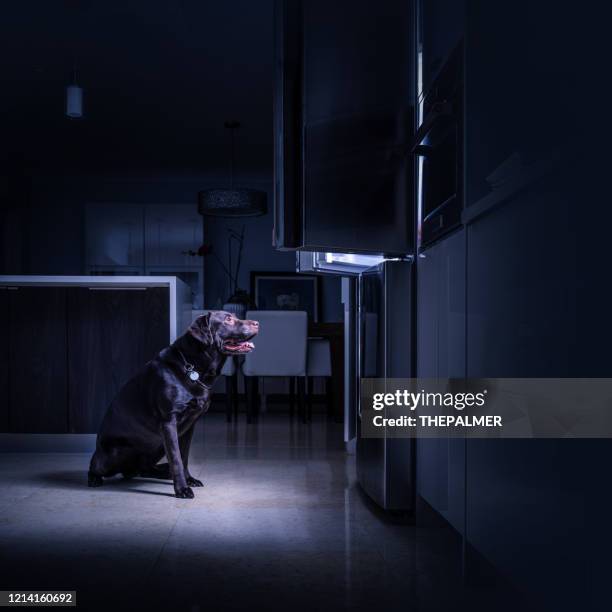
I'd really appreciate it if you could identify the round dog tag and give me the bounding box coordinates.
[189,370,200,381]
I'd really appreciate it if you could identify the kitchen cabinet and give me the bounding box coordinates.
[86,203,203,269]
[416,229,466,533]
[8,287,68,433]
[462,28,579,599]
[144,204,204,308]
[416,229,466,373]
[466,183,573,378]
[86,203,144,268]
[85,204,203,307]
[0,277,187,434]
[145,268,203,312]
[273,0,415,255]
[463,1,577,208]
[67,287,169,433]
[463,181,586,605]
[144,205,202,267]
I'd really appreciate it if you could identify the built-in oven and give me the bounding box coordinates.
[414,42,463,247]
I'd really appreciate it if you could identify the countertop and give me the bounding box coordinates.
[0,275,192,341]
[0,275,183,288]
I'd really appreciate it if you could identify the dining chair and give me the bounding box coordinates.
[242,310,308,423]
[306,338,333,422]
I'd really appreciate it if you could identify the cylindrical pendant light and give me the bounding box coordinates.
[66,84,83,118]
[66,64,83,119]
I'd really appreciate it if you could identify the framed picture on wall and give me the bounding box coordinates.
[250,271,321,321]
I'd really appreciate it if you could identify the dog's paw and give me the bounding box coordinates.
[175,486,195,499]
[186,476,204,487]
[88,473,103,488]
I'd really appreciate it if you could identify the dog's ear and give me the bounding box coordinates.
[188,313,213,345]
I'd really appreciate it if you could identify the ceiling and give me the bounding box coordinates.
[0,0,273,175]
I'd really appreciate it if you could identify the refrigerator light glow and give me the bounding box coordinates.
[322,252,385,268]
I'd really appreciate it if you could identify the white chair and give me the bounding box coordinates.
[306,338,333,422]
[242,310,308,423]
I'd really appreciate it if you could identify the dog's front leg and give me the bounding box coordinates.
[179,424,203,488]
[160,419,194,499]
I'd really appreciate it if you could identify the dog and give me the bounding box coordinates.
[88,311,259,498]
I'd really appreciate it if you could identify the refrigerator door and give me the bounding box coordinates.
[356,260,415,510]
[273,0,415,255]
[273,0,303,250]
[302,0,415,255]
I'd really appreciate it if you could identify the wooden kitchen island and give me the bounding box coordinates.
[0,276,191,435]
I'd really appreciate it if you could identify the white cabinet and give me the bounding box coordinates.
[144,205,202,267]
[85,203,203,307]
[86,204,144,267]
[416,228,466,534]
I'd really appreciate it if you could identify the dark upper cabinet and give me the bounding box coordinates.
[67,287,169,433]
[273,0,416,255]
[464,1,577,207]
[8,287,68,433]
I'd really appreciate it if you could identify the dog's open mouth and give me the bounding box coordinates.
[223,339,255,354]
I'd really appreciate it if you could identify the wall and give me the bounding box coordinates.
[8,171,342,321]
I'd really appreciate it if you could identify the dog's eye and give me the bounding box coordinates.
[225,315,233,322]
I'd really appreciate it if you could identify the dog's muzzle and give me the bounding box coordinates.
[222,322,258,354]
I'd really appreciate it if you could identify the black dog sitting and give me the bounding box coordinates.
[88,311,259,498]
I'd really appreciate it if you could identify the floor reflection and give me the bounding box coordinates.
[0,413,522,611]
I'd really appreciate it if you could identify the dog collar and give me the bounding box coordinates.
[175,349,212,390]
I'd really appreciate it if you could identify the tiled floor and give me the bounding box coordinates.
[0,414,518,611]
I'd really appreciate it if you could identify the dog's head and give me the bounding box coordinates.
[188,311,259,355]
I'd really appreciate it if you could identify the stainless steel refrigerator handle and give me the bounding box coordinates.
[357,281,364,419]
